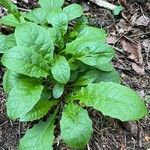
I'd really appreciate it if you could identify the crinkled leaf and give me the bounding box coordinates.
[0,34,16,53]
[20,99,58,122]
[78,26,107,41]
[0,0,20,19]
[47,10,68,35]
[39,0,64,9]
[6,78,43,119]
[25,8,47,24]
[15,22,54,60]
[0,14,20,27]
[2,46,50,78]
[63,4,83,21]
[70,82,148,121]
[51,55,70,84]
[19,116,55,150]
[53,83,64,99]
[60,103,93,149]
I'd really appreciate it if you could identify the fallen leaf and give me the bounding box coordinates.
[135,15,150,26]
[121,37,145,74]
[107,34,117,44]
[132,63,145,75]
[144,135,150,142]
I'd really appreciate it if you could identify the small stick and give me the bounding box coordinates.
[90,0,117,10]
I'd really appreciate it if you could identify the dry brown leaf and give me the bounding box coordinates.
[107,34,117,44]
[132,63,145,75]
[121,38,145,74]
[135,16,150,26]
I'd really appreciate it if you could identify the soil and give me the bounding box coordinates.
[0,0,150,150]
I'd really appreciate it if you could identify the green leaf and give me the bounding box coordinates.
[0,34,16,53]
[113,5,124,15]
[24,8,47,24]
[51,55,70,84]
[78,26,107,41]
[53,83,64,99]
[94,68,121,83]
[70,82,148,121]
[65,38,114,56]
[19,116,55,150]
[39,0,64,9]
[63,4,83,21]
[60,103,93,149]
[20,99,58,122]
[6,78,43,119]
[15,22,54,60]
[74,70,98,86]
[2,46,50,78]
[47,10,68,35]
[3,70,19,93]
[0,0,20,19]
[0,14,20,27]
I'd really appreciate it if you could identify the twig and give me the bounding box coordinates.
[90,0,117,10]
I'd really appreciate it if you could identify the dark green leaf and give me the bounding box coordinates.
[2,46,50,78]
[60,103,93,149]
[63,4,83,21]
[19,116,55,150]
[70,82,148,121]
[51,55,70,84]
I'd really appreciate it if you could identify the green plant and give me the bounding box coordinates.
[0,0,148,149]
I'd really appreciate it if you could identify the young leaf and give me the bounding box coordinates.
[51,55,70,84]
[39,0,64,9]
[0,14,20,27]
[78,26,107,41]
[63,4,83,21]
[20,99,58,122]
[2,46,50,78]
[60,103,93,149]
[19,116,56,150]
[6,78,43,119]
[53,83,64,99]
[0,0,20,19]
[15,22,54,60]
[47,11,68,35]
[70,82,148,121]
[24,8,48,24]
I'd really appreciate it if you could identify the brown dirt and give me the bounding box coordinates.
[0,0,150,150]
